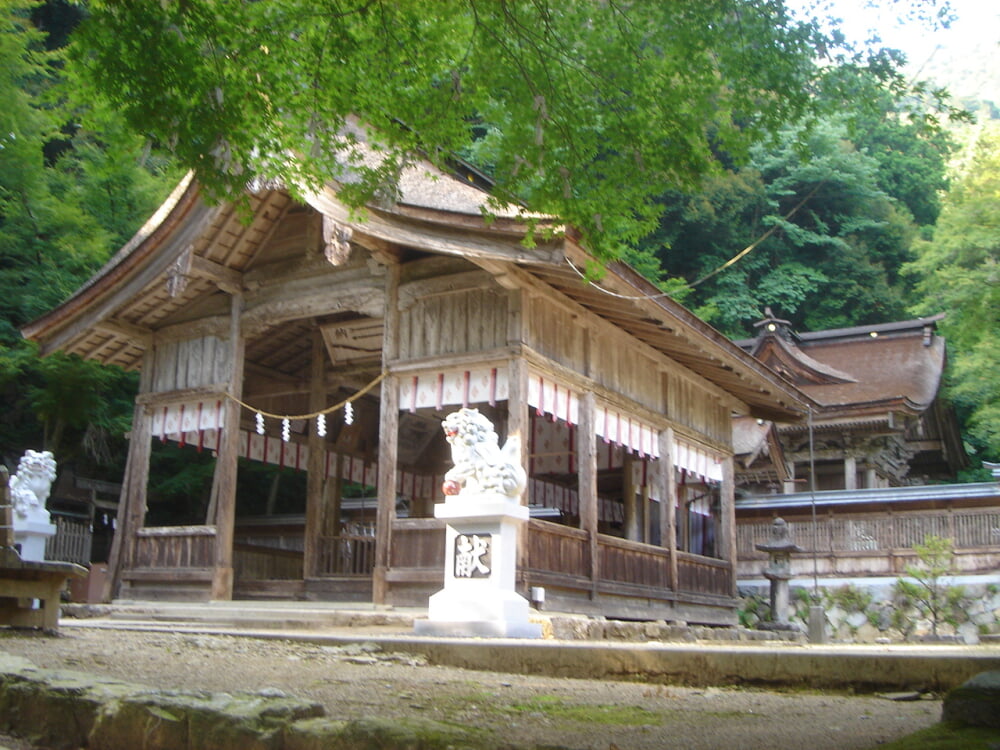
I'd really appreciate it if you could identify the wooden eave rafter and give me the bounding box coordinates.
[21,174,215,359]
[21,178,294,369]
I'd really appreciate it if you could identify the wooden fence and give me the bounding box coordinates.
[45,516,92,565]
[737,508,1000,577]
[316,534,377,576]
[132,525,217,569]
[233,543,303,580]
[389,518,447,570]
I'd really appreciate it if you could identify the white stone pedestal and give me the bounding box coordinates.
[14,519,56,562]
[415,495,542,638]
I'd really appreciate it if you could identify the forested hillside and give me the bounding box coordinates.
[0,2,178,479]
[1,0,996,484]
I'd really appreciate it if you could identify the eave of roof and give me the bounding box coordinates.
[736,482,1000,511]
[21,167,811,423]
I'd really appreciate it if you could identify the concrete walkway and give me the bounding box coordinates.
[61,600,1000,693]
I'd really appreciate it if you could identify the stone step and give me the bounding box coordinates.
[68,601,419,632]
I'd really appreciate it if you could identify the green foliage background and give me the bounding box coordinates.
[1,0,997,501]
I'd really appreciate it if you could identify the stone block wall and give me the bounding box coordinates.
[738,580,1000,644]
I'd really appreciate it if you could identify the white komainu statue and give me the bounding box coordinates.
[9,450,57,523]
[441,408,526,500]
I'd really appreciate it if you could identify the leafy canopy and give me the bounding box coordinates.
[0,2,175,471]
[648,117,917,336]
[72,0,835,258]
[907,126,1000,459]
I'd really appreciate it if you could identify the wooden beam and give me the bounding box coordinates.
[136,384,229,408]
[397,270,496,310]
[305,187,565,267]
[155,315,230,343]
[241,275,384,333]
[95,318,153,347]
[189,255,244,294]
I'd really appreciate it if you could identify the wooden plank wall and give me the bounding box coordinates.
[664,372,731,446]
[398,286,508,360]
[525,294,731,445]
[524,300,587,373]
[151,335,232,393]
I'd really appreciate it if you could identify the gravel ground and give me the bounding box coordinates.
[0,627,942,750]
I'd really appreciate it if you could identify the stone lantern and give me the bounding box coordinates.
[755,517,802,629]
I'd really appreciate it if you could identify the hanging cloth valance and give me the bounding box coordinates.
[528,373,660,460]
[673,436,723,483]
[399,367,508,412]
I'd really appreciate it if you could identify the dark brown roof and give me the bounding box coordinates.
[737,315,947,425]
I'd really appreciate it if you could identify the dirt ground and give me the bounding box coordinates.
[1,627,942,750]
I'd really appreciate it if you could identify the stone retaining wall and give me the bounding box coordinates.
[739,581,1000,644]
[0,653,485,750]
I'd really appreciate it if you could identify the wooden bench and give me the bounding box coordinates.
[1,467,86,632]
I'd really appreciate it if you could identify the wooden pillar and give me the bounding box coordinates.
[372,374,398,605]
[783,461,797,494]
[659,428,678,593]
[373,260,400,605]
[507,356,531,587]
[103,349,155,602]
[720,454,737,598]
[327,454,344,534]
[577,391,599,598]
[303,330,327,579]
[844,455,857,490]
[865,467,877,489]
[622,452,639,541]
[210,293,245,600]
[506,357,531,502]
[641,482,651,545]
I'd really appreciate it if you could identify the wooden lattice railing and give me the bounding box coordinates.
[737,508,1000,558]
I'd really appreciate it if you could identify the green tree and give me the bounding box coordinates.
[653,119,915,336]
[817,66,958,227]
[69,0,855,259]
[895,534,964,637]
[0,2,174,472]
[906,125,1000,459]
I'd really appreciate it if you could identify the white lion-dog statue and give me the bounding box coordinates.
[441,408,526,500]
[9,449,57,524]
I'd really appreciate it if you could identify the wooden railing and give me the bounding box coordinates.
[525,519,733,602]
[597,533,671,590]
[525,519,588,578]
[389,518,446,570]
[45,516,92,565]
[234,543,303,580]
[317,534,377,576]
[132,525,216,569]
[737,508,1000,559]
[676,551,732,596]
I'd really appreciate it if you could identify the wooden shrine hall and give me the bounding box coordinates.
[23,157,808,625]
